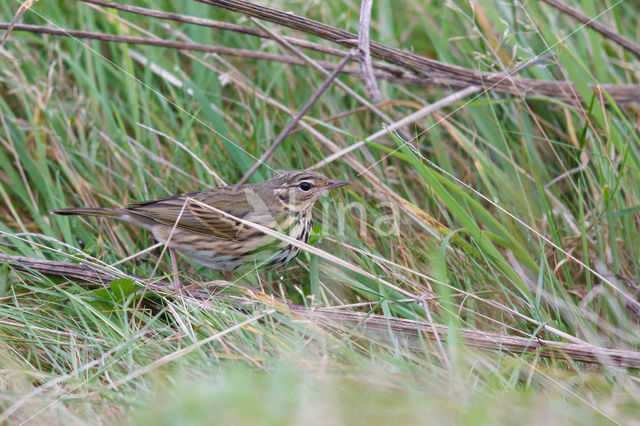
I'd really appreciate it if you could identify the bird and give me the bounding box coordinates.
[52,170,349,283]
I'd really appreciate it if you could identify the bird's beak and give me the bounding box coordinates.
[326,179,350,190]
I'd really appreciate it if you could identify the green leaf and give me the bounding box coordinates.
[109,278,138,300]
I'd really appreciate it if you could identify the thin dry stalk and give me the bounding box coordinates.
[357,0,381,103]
[420,297,450,370]
[137,124,227,186]
[80,0,348,59]
[314,85,481,169]
[0,23,418,86]
[236,50,355,186]
[540,0,640,59]
[0,0,37,47]
[0,23,295,59]
[249,18,412,143]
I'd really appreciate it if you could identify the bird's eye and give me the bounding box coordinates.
[299,182,311,191]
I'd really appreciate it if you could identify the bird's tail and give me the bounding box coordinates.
[51,207,125,218]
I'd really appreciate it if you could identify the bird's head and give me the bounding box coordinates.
[266,169,350,213]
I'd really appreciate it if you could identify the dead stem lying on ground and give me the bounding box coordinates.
[4,253,640,368]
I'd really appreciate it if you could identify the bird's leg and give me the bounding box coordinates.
[169,248,181,289]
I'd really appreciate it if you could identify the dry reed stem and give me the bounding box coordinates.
[195,0,640,104]
[540,0,640,59]
[357,0,381,103]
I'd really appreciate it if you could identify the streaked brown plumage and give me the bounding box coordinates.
[52,170,349,271]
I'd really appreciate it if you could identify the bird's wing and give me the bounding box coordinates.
[126,189,262,239]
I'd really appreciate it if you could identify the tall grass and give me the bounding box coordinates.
[1,0,639,423]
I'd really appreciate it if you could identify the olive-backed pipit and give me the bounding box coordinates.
[53,170,349,274]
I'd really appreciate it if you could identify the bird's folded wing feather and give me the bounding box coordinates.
[126,190,255,239]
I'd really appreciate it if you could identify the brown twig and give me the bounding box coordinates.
[0,253,123,285]
[0,23,299,60]
[540,0,640,60]
[0,0,38,47]
[195,0,640,104]
[79,0,427,85]
[293,307,640,368]
[236,50,355,185]
[79,0,348,60]
[249,18,411,147]
[357,0,381,103]
[4,252,640,368]
[0,23,431,88]
[0,252,199,297]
